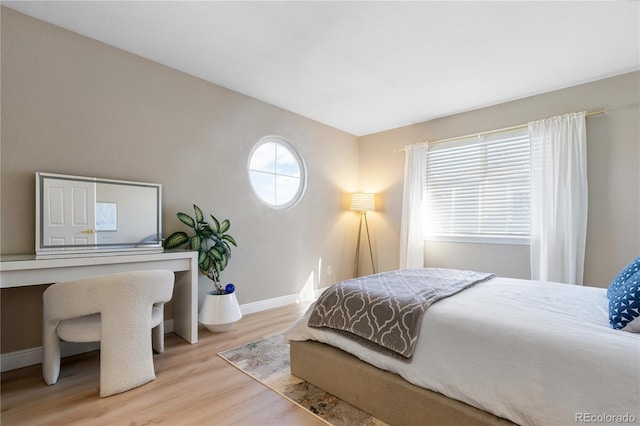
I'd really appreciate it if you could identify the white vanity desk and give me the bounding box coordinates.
[0,250,199,344]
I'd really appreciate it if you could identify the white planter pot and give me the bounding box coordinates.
[199,291,243,332]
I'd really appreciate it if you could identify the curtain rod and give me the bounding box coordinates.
[395,109,606,152]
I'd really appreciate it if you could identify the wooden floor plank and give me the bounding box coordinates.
[1,303,325,426]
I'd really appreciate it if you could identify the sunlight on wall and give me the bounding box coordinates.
[297,256,341,302]
[298,270,317,302]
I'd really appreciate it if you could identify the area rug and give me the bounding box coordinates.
[218,334,387,426]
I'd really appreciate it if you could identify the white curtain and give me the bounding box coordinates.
[399,143,428,268]
[528,112,588,285]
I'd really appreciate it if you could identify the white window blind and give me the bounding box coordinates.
[424,128,530,244]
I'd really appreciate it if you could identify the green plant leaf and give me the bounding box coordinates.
[208,247,223,261]
[193,204,204,223]
[210,227,220,239]
[214,248,228,262]
[198,249,207,266]
[219,219,230,234]
[177,212,195,228]
[190,235,201,251]
[221,234,237,247]
[200,225,215,239]
[163,232,189,249]
[202,257,212,274]
[210,215,220,233]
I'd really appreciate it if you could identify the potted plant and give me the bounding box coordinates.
[164,204,241,332]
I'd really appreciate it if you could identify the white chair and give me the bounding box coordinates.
[42,270,174,397]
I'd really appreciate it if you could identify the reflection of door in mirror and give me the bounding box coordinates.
[36,172,162,257]
[42,178,97,248]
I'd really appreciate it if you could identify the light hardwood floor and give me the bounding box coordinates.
[1,303,326,426]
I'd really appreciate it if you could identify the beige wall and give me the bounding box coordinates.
[0,8,359,352]
[1,7,638,355]
[359,71,640,287]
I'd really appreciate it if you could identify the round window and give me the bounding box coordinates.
[248,136,306,209]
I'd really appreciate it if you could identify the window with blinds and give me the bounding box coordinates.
[424,128,530,244]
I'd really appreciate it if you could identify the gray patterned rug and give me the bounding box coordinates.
[218,334,386,426]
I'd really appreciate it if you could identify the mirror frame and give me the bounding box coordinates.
[36,172,163,257]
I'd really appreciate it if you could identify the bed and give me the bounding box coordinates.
[284,269,640,426]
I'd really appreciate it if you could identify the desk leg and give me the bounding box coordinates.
[172,259,199,344]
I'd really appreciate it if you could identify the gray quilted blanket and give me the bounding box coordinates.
[307,268,495,358]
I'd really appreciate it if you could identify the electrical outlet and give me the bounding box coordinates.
[327,266,333,276]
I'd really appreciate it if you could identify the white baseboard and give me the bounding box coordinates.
[0,341,100,373]
[0,288,326,372]
[239,286,328,315]
[240,293,300,315]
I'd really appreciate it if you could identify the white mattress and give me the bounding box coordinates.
[285,277,640,426]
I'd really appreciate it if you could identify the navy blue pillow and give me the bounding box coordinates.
[609,270,640,332]
[607,256,640,299]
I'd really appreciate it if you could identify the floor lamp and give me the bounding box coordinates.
[351,192,376,277]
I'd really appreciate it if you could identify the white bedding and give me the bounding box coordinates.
[285,276,640,426]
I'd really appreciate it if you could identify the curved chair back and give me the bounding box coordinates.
[43,270,174,397]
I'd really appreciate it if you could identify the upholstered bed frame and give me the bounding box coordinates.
[290,340,514,426]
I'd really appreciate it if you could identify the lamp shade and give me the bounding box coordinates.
[350,192,375,212]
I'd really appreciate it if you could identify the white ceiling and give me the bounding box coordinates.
[4,1,640,136]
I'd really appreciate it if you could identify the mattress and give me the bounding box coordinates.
[285,276,640,426]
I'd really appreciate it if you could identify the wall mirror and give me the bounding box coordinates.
[36,172,162,257]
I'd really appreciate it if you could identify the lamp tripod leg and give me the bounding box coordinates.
[354,213,363,277]
[363,213,376,274]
